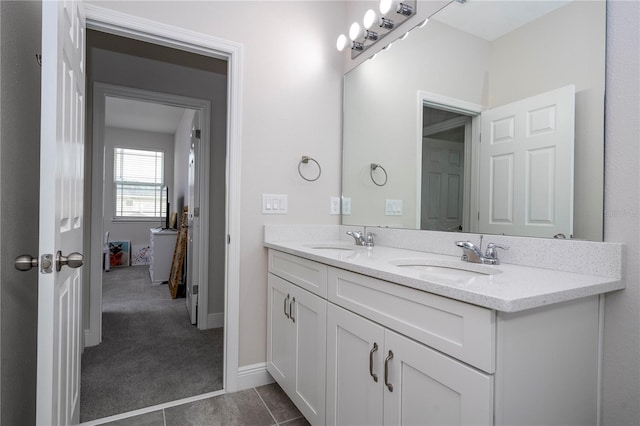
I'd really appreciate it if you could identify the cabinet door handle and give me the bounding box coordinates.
[289,297,296,323]
[384,350,394,392]
[369,342,379,382]
[284,294,290,319]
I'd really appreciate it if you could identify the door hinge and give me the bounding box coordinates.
[227,234,231,244]
[193,285,199,295]
[195,129,201,139]
[478,211,480,220]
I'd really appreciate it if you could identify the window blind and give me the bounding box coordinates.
[114,147,164,218]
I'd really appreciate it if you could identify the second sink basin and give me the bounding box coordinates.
[389,258,502,277]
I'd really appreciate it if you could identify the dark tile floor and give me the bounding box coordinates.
[96,383,310,426]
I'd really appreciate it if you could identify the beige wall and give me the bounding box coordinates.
[86,1,346,366]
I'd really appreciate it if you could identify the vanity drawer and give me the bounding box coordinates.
[268,250,328,298]
[328,267,496,373]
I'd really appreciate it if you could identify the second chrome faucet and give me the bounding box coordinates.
[346,230,375,247]
[455,239,508,265]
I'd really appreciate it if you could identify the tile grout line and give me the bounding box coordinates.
[254,387,279,425]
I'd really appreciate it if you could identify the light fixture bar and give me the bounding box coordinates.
[343,0,416,59]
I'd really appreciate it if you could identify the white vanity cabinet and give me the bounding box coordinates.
[267,248,602,426]
[267,251,327,425]
[326,304,492,426]
[326,269,493,426]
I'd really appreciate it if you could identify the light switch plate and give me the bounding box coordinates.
[262,194,288,214]
[342,197,352,215]
[330,196,340,215]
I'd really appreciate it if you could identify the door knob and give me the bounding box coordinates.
[56,251,84,272]
[14,254,53,273]
[14,255,39,271]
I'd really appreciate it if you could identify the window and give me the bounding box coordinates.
[114,147,164,218]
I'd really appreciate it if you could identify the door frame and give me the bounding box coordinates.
[88,83,212,345]
[84,4,243,393]
[416,90,483,233]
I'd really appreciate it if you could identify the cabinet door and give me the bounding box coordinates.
[289,284,327,426]
[326,304,384,426]
[267,274,294,388]
[383,330,493,426]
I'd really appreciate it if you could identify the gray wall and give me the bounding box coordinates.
[84,30,228,329]
[0,1,41,424]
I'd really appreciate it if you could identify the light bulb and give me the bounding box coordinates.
[349,22,363,41]
[379,0,393,15]
[336,34,348,52]
[363,9,378,29]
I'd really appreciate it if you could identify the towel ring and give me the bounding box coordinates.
[298,156,321,182]
[370,163,388,186]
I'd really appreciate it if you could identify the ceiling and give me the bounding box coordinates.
[432,0,572,41]
[105,97,188,134]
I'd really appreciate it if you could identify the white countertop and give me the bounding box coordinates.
[264,240,624,312]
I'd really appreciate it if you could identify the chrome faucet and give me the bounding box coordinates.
[346,231,375,247]
[455,240,509,265]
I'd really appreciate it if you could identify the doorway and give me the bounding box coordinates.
[81,14,241,420]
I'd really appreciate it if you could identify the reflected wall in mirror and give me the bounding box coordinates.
[342,0,605,241]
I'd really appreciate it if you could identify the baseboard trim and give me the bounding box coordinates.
[237,362,274,390]
[208,312,224,329]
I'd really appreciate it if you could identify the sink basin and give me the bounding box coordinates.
[389,258,502,277]
[304,243,356,251]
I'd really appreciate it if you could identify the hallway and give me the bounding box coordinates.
[81,266,223,421]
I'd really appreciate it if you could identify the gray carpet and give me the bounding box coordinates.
[81,266,223,422]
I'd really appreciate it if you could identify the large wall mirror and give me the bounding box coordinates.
[342,0,605,241]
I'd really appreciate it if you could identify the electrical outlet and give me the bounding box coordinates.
[330,196,340,215]
[262,194,288,214]
[342,197,352,215]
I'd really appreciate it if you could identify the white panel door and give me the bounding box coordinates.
[38,1,85,425]
[479,85,575,238]
[421,138,464,232]
[186,128,199,325]
[383,330,493,426]
[326,304,384,426]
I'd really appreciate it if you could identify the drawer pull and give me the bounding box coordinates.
[284,294,290,319]
[384,350,394,392]
[369,342,379,382]
[290,297,296,323]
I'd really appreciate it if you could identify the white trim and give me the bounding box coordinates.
[85,4,243,393]
[237,363,274,391]
[208,312,224,329]
[87,83,212,347]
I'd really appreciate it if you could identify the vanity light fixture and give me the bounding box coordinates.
[336,0,416,57]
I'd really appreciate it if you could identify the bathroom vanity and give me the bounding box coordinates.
[264,227,623,426]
